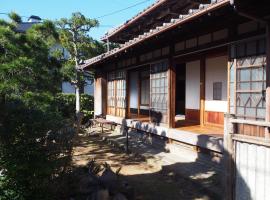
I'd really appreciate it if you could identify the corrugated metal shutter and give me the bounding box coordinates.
[235,141,270,200]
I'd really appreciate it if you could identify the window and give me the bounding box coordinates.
[213,82,222,100]
[230,38,266,120]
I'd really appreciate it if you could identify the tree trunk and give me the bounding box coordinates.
[75,71,83,135]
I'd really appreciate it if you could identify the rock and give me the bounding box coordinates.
[91,189,110,200]
[113,193,128,200]
[99,167,117,184]
[79,175,97,194]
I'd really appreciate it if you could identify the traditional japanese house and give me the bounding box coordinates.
[83,0,269,155]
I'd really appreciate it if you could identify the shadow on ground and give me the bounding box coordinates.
[53,125,250,200]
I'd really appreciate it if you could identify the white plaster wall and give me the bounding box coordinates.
[205,56,228,112]
[185,60,200,110]
[129,71,138,108]
[94,79,102,115]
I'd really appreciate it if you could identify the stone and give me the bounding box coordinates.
[113,193,128,200]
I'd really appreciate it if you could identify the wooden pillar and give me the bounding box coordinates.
[126,70,129,119]
[169,57,176,128]
[200,57,206,126]
[266,21,270,137]
[223,114,235,200]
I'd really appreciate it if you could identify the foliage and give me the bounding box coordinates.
[0,94,73,200]
[55,12,105,88]
[0,14,74,199]
[55,93,94,121]
[8,12,22,24]
[0,17,61,95]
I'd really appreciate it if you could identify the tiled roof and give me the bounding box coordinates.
[82,0,230,69]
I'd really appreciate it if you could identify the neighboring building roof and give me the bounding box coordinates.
[16,22,39,33]
[83,0,230,69]
[28,15,42,21]
[16,15,42,33]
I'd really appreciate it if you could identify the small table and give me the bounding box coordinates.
[94,118,116,133]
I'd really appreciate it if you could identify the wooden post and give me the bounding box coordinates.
[102,73,107,117]
[266,21,270,138]
[223,113,235,200]
[126,127,129,154]
[101,123,104,134]
[200,57,206,126]
[169,57,176,128]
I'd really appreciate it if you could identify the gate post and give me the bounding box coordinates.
[223,113,235,200]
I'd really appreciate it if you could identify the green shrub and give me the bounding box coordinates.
[55,93,94,122]
[0,93,74,200]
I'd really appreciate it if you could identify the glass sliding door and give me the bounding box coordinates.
[150,60,169,125]
[128,66,150,120]
[107,70,126,117]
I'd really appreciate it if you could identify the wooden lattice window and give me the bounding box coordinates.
[230,38,266,120]
[107,71,126,117]
[150,60,168,124]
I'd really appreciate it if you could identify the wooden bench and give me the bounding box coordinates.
[94,118,117,133]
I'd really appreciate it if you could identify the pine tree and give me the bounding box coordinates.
[55,12,103,130]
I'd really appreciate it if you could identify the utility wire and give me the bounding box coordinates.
[96,0,151,19]
[0,12,114,27]
[1,0,152,26]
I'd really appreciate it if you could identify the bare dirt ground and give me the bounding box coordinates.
[66,131,219,200]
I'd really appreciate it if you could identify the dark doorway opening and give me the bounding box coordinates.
[175,63,186,116]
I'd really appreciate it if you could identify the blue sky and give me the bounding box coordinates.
[0,0,156,40]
